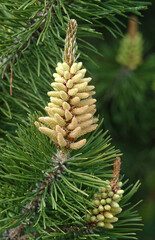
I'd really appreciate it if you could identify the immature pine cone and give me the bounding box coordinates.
[116,16,143,70]
[86,180,124,229]
[87,157,123,229]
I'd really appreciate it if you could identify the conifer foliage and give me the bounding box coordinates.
[0,0,150,132]
[0,19,142,240]
[0,1,150,240]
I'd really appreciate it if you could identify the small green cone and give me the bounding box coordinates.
[111,201,119,208]
[106,185,112,191]
[94,199,100,206]
[90,216,96,222]
[97,214,105,221]
[104,204,111,211]
[92,208,99,215]
[101,199,106,205]
[98,205,104,212]
[104,223,114,229]
[117,189,124,195]
[101,193,107,198]
[104,212,113,219]
[118,181,123,187]
[111,207,122,214]
[113,194,120,201]
[108,191,114,197]
[104,217,118,223]
[99,187,106,193]
[86,158,124,230]
[106,198,112,204]
[97,222,104,227]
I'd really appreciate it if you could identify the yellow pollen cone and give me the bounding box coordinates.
[69,126,81,139]
[76,92,89,99]
[76,98,96,107]
[60,91,68,101]
[47,91,60,97]
[48,103,59,108]
[56,67,63,75]
[53,73,60,78]
[63,102,71,110]
[68,88,78,96]
[76,113,92,122]
[72,105,88,115]
[54,113,66,127]
[65,109,72,121]
[77,68,86,77]
[39,127,57,141]
[50,97,63,106]
[67,117,78,130]
[84,85,95,92]
[51,82,67,92]
[70,63,78,74]
[79,77,92,83]
[57,132,67,147]
[56,125,66,136]
[73,82,87,91]
[78,124,98,137]
[55,77,64,83]
[71,73,83,83]
[70,139,86,150]
[66,79,73,88]
[62,62,69,71]
[39,117,57,128]
[70,97,80,105]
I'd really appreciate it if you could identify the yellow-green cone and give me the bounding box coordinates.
[116,16,143,70]
[86,157,123,229]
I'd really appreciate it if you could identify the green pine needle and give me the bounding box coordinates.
[0,116,142,239]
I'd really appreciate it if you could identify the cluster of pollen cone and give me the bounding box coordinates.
[87,180,124,229]
[116,16,143,70]
[87,157,124,229]
[35,60,98,150]
[35,19,98,150]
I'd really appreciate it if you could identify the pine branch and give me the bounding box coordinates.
[0,116,141,239]
[0,0,150,65]
[0,1,150,134]
[0,10,147,239]
[0,116,121,238]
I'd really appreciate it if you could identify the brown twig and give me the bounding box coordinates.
[7,150,68,239]
[63,19,78,66]
[110,157,121,191]
[128,16,138,38]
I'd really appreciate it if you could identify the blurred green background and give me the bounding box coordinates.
[84,5,155,240]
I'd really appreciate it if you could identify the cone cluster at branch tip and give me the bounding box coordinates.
[87,180,124,229]
[35,61,98,150]
[116,17,143,70]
